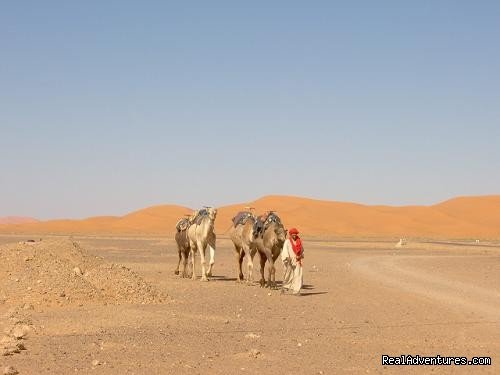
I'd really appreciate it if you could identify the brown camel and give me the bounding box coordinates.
[174,217,191,278]
[253,213,287,288]
[229,211,258,284]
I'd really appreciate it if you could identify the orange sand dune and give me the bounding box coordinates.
[1,196,499,239]
[0,216,38,225]
[220,195,500,238]
[0,206,188,236]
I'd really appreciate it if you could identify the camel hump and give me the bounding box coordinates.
[266,211,280,223]
[252,211,282,238]
[232,211,254,227]
[175,218,190,232]
[191,208,209,225]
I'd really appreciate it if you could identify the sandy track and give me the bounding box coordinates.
[352,254,500,320]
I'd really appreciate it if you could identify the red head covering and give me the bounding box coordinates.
[288,228,303,257]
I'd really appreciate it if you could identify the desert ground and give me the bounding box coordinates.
[0,235,499,374]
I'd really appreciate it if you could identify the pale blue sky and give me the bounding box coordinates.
[1,1,499,219]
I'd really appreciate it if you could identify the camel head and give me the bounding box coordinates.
[275,223,287,242]
[207,207,217,221]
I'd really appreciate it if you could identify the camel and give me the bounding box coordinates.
[187,207,217,281]
[229,211,258,284]
[174,217,191,277]
[253,213,287,288]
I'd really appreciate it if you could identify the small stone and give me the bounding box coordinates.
[22,303,34,310]
[3,366,18,375]
[14,279,19,283]
[91,359,100,367]
[73,267,83,276]
[267,292,272,296]
[297,342,302,347]
[26,287,32,291]
[224,320,229,324]
[59,292,66,298]
[245,333,260,339]
[16,342,26,350]
[248,349,260,358]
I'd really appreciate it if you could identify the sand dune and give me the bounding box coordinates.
[0,216,38,225]
[220,195,500,238]
[1,195,499,239]
[0,205,188,235]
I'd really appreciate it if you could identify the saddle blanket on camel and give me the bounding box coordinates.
[232,211,253,227]
[253,212,282,238]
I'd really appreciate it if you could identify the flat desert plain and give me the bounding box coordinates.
[0,235,499,374]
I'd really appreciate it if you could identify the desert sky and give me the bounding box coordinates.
[1,2,499,228]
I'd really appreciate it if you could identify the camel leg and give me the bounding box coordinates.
[267,257,276,289]
[198,241,208,281]
[269,257,276,289]
[266,258,272,288]
[239,250,245,282]
[259,253,267,288]
[190,245,197,281]
[233,244,244,282]
[187,250,194,278]
[206,243,215,277]
[174,247,181,275]
[245,247,254,286]
[181,249,188,278]
[206,233,216,277]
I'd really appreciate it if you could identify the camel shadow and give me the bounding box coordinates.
[209,275,237,282]
[297,291,328,297]
[277,282,327,296]
[276,282,315,290]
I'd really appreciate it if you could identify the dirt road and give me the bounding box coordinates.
[1,235,498,374]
